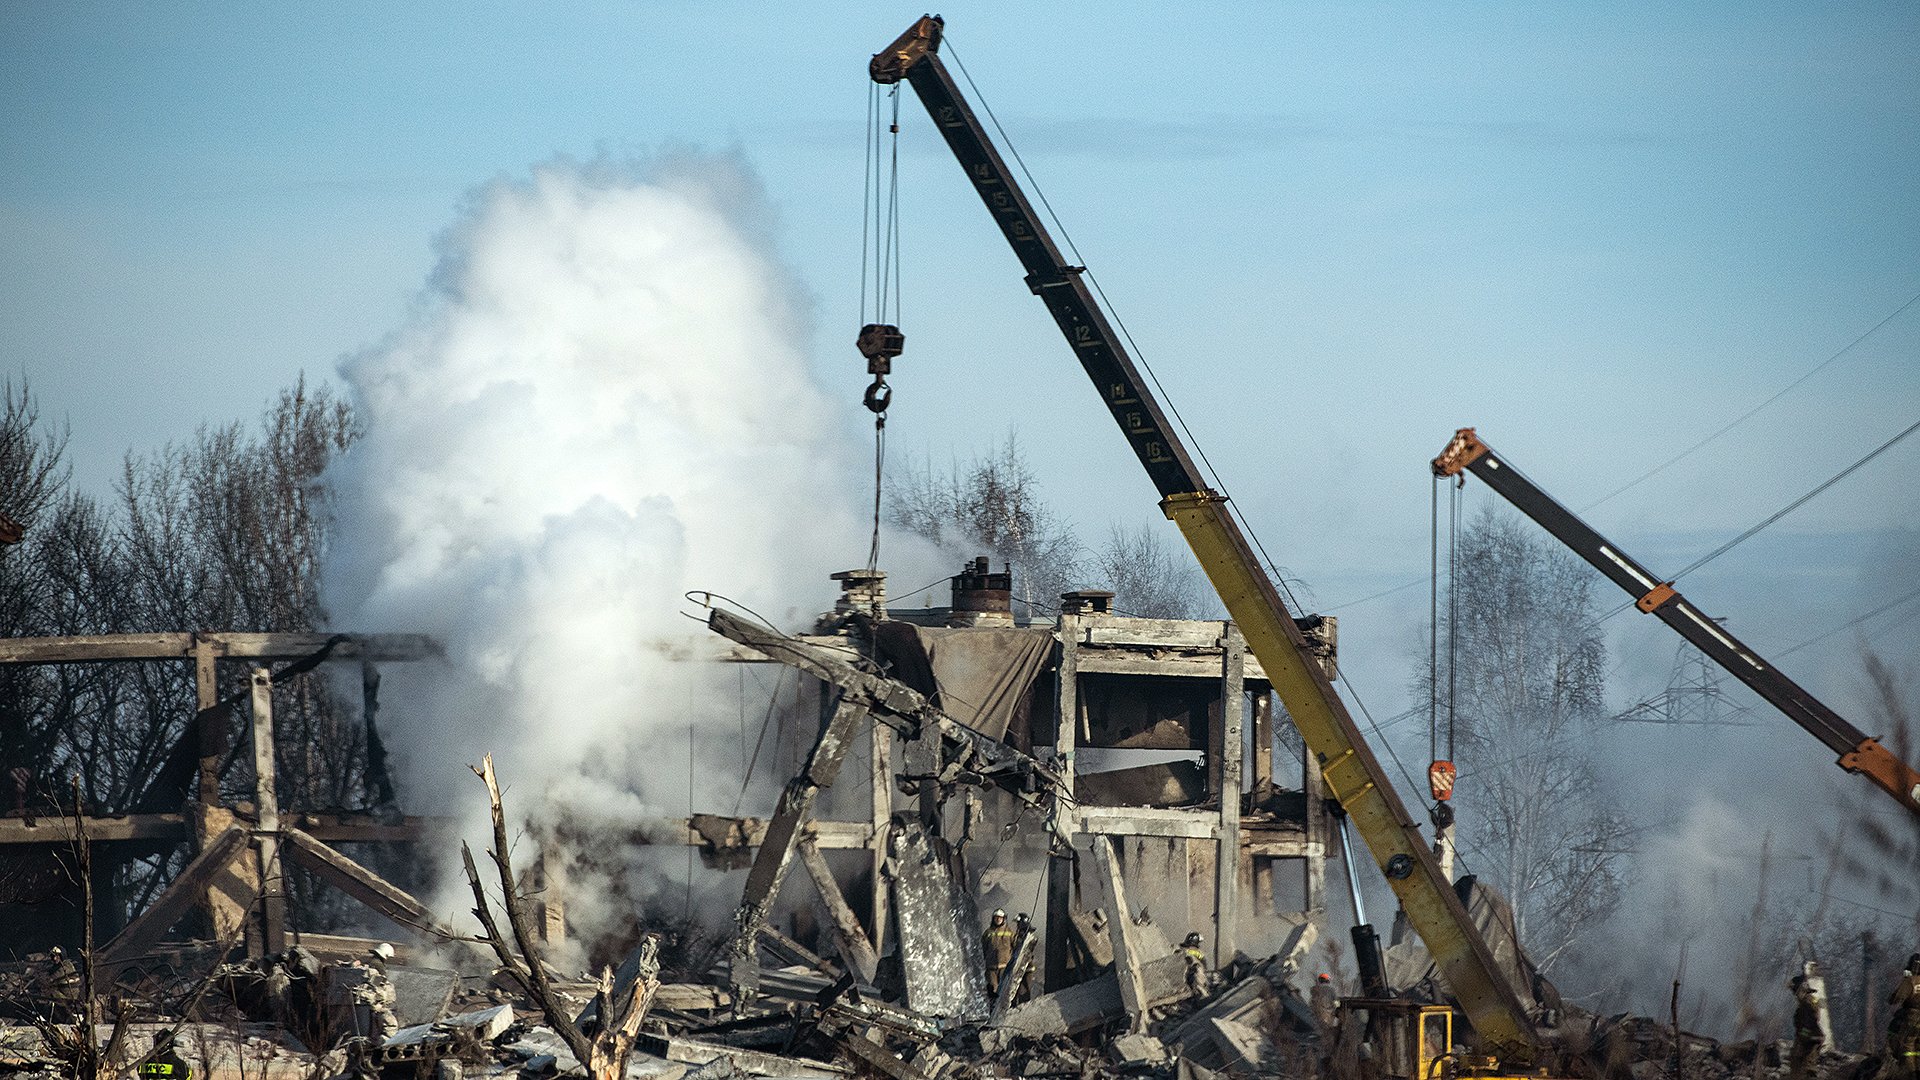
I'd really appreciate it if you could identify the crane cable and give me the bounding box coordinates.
[861,82,906,573]
[1427,476,1462,822]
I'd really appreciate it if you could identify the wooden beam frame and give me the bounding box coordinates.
[280,827,458,942]
[100,825,252,969]
[797,837,880,985]
[0,631,438,666]
[0,813,440,846]
[725,698,870,999]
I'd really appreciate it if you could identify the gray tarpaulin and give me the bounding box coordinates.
[874,623,1053,742]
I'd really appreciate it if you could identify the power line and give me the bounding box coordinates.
[1777,585,1920,658]
[1582,288,1920,512]
[1671,414,1920,580]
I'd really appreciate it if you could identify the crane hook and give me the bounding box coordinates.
[863,376,892,415]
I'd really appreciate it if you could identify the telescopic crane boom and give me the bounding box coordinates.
[872,16,1542,1058]
[1433,427,1920,817]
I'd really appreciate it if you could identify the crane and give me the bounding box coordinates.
[871,15,1544,1059]
[1432,426,1920,818]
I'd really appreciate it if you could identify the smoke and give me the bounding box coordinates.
[319,154,871,947]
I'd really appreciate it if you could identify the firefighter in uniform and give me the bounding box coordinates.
[1890,954,1920,1080]
[139,1029,192,1079]
[982,908,1016,996]
[1789,974,1825,1080]
[1181,932,1211,997]
[1310,972,1339,1036]
[1011,913,1035,1002]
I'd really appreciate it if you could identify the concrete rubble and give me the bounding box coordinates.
[5,927,1883,1080]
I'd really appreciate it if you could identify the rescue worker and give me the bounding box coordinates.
[138,1029,192,1079]
[982,908,1016,996]
[1310,972,1339,1036]
[33,946,80,1011]
[1181,932,1211,997]
[1890,953,1920,1080]
[1012,913,1035,1002]
[1788,974,1825,1080]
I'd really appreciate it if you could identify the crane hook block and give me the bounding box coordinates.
[858,323,905,377]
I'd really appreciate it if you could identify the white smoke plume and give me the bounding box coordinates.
[320,155,872,944]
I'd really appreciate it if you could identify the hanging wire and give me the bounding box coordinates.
[860,82,876,325]
[887,88,903,326]
[1581,288,1920,512]
[860,84,906,574]
[1670,414,1920,581]
[868,413,887,573]
[1777,584,1920,657]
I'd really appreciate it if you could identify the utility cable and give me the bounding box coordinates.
[1582,288,1920,512]
[1776,584,1920,658]
[1557,413,1920,637]
[1669,414,1920,581]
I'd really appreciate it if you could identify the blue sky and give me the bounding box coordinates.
[3,2,1917,790]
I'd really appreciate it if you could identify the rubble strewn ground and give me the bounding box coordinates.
[0,934,1892,1080]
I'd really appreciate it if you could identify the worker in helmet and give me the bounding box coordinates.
[1311,972,1339,1036]
[1891,953,1920,1080]
[138,1029,193,1078]
[1181,932,1211,997]
[982,909,1016,995]
[1788,974,1825,1080]
[1012,913,1035,1002]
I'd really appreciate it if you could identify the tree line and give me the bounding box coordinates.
[0,377,383,944]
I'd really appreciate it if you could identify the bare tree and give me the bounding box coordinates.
[1091,523,1208,619]
[465,755,660,1080]
[887,433,1083,612]
[1418,505,1628,972]
[2,376,380,948]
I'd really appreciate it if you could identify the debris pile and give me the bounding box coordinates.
[2,925,1890,1080]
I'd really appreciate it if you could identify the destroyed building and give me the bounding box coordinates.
[0,561,1351,1077]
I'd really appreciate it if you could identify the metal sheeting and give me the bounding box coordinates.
[889,821,990,1020]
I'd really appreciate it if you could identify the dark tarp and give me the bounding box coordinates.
[873,623,1053,744]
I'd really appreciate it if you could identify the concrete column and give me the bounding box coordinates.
[870,720,892,957]
[1044,611,1080,991]
[250,667,285,955]
[1214,622,1244,967]
[1303,751,1327,926]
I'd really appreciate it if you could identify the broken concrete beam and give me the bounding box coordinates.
[1163,972,1272,1052]
[98,825,251,969]
[1207,1016,1273,1074]
[992,952,1192,1042]
[1111,1032,1170,1065]
[638,1033,851,1078]
[834,1028,931,1080]
[1090,836,1151,1033]
[726,697,870,1000]
[798,837,881,986]
[756,924,842,980]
